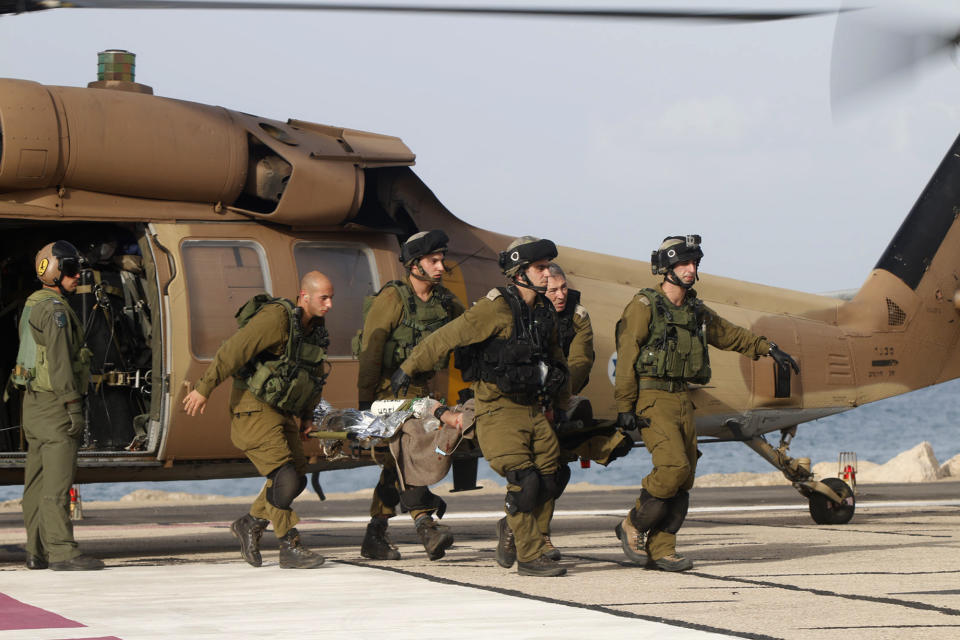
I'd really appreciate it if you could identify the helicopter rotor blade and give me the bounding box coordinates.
[830,1,960,113]
[8,1,840,22]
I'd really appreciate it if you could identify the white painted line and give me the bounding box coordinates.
[305,499,960,523]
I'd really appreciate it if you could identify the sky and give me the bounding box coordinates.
[2,1,960,293]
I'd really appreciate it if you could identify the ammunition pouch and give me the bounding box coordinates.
[455,286,563,404]
[632,288,711,385]
[234,296,329,415]
[352,280,458,370]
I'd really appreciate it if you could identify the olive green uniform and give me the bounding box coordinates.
[19,289,91,563]
[557,292,594,395]
[556,296,629,468]
[615,284,769,560]
[195,302,324,537]
[400,288,570,563]
[357,278,464,521]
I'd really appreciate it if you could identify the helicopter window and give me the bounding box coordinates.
[182,240,272,359]
[294,242,377,358]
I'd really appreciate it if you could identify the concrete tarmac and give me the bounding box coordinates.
[1,482,959,640]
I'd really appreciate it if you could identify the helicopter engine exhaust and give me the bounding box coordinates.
[0,77,415,226]
[0,78,247,204]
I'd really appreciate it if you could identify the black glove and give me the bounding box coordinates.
[390,369,411,397]
[768,342,800,375]
[67,405,85,438]
[616,412,638,431]
[358,401,372,412]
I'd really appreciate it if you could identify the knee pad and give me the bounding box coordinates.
[538,464,571,504]
[375,466,401,508]
[630,488,670,533]
[504,467,540,515]
[659,490,689,534]
[266,462,301,511]
[400,486,447,519]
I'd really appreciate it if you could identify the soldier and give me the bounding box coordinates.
[542,262,631,560]
[614,235,799,571]
[355,230,465,561]
[14,241,101,570]
[391,236,570,577]
[182,271,333,569]
[544,263,594,395]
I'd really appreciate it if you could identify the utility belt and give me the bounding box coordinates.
[637,378,689,393]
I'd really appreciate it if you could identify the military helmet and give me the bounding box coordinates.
[400,229,449,267]
[651,235,703,276]
[35,241,81,286]
[498,236,558,277]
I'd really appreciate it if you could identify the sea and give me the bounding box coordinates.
[3,379,960,502]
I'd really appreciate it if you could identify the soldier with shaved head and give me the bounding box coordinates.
[183,270,333,569]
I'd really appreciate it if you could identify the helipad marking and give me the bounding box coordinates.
[0,563,734,639]
[0,593,84,631]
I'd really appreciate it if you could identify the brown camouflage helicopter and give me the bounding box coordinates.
[0,2,958,525]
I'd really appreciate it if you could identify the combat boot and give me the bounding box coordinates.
[651,553,693,572]
[278,528,325,569]
[517,554,566,577]
[614,508,649,565]
[495,517,516,568]
[415,515,454,560]
[25,554,48,570]
[49,554,104,571]
[361,517,401,560]
[542,534,561,561]
[231,513,269,567]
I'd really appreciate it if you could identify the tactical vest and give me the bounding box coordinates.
[352,280,458,371]
[556,289,582,358]
[631,288,711,385]
[12,289,92,393]
[454,286,567,404]
[233,295,330,415]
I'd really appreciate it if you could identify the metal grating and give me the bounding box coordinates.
[886,298,906,326]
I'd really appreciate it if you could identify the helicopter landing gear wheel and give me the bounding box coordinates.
[809,477,855,524]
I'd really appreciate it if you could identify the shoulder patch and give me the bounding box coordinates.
[574,304,588,319]
[637,296,651,306]
[53,310,67,328]
[485,288,502,301]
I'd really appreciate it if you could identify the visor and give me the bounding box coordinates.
[59,256,80,278]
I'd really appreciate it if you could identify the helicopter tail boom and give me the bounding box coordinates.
[838,130,960,401]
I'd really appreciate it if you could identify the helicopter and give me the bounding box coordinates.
[1,2,959,526]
